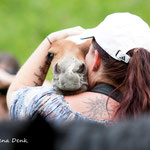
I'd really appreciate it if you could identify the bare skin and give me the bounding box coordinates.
[7,26,119,121]
[65,92,119,121]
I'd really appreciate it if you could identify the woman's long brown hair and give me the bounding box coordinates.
[93,38,150,120]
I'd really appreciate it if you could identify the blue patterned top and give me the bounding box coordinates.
[9,86,110,125]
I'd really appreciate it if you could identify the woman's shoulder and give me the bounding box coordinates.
[64,92,120,121]
[9,86,114,124]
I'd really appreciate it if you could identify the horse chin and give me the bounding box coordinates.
[52,72,88,95]
[54,84,88,96]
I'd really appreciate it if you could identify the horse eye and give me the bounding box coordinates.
[48,52,54,60]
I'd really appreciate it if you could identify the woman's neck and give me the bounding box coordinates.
[97,78,118,87]
[94,69,118,88]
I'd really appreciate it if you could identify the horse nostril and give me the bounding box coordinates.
[77,63,86,73]
[54,63,61,74]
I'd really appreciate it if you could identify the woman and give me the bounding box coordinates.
[7,12,150,123]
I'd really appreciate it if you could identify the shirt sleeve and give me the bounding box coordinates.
[9,86,63,120]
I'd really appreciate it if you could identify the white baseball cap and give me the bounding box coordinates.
[79,12,150,63]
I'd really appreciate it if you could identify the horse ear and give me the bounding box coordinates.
[78,39,92,56]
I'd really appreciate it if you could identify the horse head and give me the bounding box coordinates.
[48,37,91,95]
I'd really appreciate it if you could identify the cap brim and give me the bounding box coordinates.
[80,36,94,40]
[66,28,96,44]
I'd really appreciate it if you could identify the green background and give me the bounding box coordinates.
[0,0,150,80]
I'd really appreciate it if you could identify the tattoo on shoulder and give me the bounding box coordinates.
[82,97,115,120]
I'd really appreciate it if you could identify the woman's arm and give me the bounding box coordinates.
[7,26,85,108]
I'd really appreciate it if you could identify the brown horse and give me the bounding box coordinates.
[48,37,91,95]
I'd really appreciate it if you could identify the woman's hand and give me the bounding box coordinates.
[47,26,85,43]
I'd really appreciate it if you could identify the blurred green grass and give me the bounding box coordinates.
[0,0,150,80]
